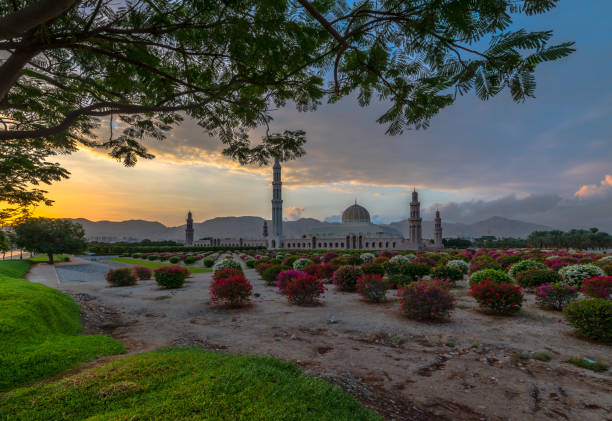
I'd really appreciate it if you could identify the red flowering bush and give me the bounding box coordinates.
[213,268,243,282]
[154,265,190,288]
[470,280,523,315]
[275,270,305,293]
[282,274,325,305]
[133,265,152,280]
[255,262,274,275]
[398,279,455,321]
[332,265,364,292]
[106,268,137,286]
[581,276,612,299]
[210,275,253,307]
[356,274,388,302]
[469,254,501,274]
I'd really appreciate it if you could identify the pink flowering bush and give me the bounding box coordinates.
[356,274,388,302]
[398,279,455,321]
[580,276,612,300]
[133,265,152,280]
[275,270,305,293]
[534,282,578,311]
[154,265,190,288]
[213,268,243,282]
[470,280,523,315]
[282,274,325,305]
[332,265,364,292]
[106,268,137,286]
[210,274,253,307]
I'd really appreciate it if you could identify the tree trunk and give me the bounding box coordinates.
[48,253,54,265]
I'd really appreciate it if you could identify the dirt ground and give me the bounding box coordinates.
[29,256,612,421]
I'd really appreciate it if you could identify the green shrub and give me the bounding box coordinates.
[508,259,547,279]
[558,264,605,287]
[356,275,388,303]
[469,268,513,287]
[400,262,431,281]
[147,254,159,261]
[262,264,290,286]
[282,255,299,267]
[496,254,521,269]
[154,266,190,288]
[105,268,137,286]
[203,257,215,267]
[169,256,180,264]
[361,263,385,276]
[516,269,562,288]
[447,259,469,274]
[387,273,414,289]
[563,299,612,342]
[332,265,363,292]
[245,258,256,268]
[293,258,314,271]
[184,256,196,264]
[431,265,464,282]
[532,352,552,362]
[565,357,608,372]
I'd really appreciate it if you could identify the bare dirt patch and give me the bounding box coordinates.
[54,258,612,421]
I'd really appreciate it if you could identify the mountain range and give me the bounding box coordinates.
[73,215,550,242]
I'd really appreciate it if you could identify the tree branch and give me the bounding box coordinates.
[0,0,78,40]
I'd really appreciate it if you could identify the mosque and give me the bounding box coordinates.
[189,157,443,250]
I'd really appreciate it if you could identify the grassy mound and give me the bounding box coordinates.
[1,348,380,420]
[108,257,212,273]
[0,261,125,391]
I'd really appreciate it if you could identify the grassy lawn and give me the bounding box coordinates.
[108,257,212,273]
[0,261,125,392]
[0,348,380,420]
[28,254,69,264]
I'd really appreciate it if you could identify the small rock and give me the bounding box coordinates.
[290,334,297,340]
[328,316,338,324]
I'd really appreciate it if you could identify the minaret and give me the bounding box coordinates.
[434,209,443,248]
[270,156,283,249]
[185,211,194,245]
[409,189,422,247]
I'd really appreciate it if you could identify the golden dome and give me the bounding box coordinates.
[341,202,371,224]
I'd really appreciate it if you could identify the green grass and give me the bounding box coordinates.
[565,357,609,372]
[108,257,212,273]
[532,352,552,362]
[0,261,125,391]
[28,254,69,263]
[0,348,380,420]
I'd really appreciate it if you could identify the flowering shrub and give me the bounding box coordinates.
[469,255,501,273]
[332,265,364,292]
[356,274,388,302]
[373,256,390,265]
[379,250,394,259]
[184,256,196,265]
[543,256,579,271]
[516,269,562,288]
[154,265,190,288]
[387,273,413,289]
[212,259,242,273]
[468,269,513,287]
[213,268,243,282]
[495,254,521,269]
[360,253,376,264]
[447,259,469,275]
[580,276,612,299]
[210,275,253,307]
[595,262,612,276]
[534,283,578,311]
[470,280,523,315]
[559,264,605,287]
[133,265,152,280]
[203,257,215,268]
[147,255,159,261]
[361,263,385,276]
[321,252,340,263]
[431,265,464,282]
[169,256,180,264]
[245,258,256,268]
[390,254,413,265]
[282,255,299,267]
[292,258,314,271]
[106,268,137,286]
[255,262,274,276]
[508,259,547,279]
[275,270,305,293]
[563,299,612,342]
[398,279,455,321]
[261,264,290,285]
[282,274,325,305]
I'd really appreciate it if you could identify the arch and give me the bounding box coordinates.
[359,235,363,249]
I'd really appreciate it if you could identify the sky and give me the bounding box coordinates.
[36,1,612,231]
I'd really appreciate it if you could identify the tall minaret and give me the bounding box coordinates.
[185,211,194,245]
[409,189,422,247]
[434,209,443,248]
[270,156,283,249]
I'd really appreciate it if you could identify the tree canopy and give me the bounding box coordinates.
[13,218,86,263]
[0,0,575,220]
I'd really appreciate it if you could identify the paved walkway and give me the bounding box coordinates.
[26,262,60,289]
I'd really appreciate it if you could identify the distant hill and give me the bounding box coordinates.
[72,215,551,242]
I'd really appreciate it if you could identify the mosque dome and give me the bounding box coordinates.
[342,202,371,224]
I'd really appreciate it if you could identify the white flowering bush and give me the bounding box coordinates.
[545,255,560,260]
[447,259,470,274]
[360,253,376,264]
[293,258,314,271]
[558,264,605,287]
[212,258,242,272]
[508,259,547,279]
[390,254,415,265]
[598,255,612,263]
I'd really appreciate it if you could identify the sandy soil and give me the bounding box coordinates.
[29,256,612,421]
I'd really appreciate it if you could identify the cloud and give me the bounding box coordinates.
[574,174,612,198]
[287,207,305,220]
